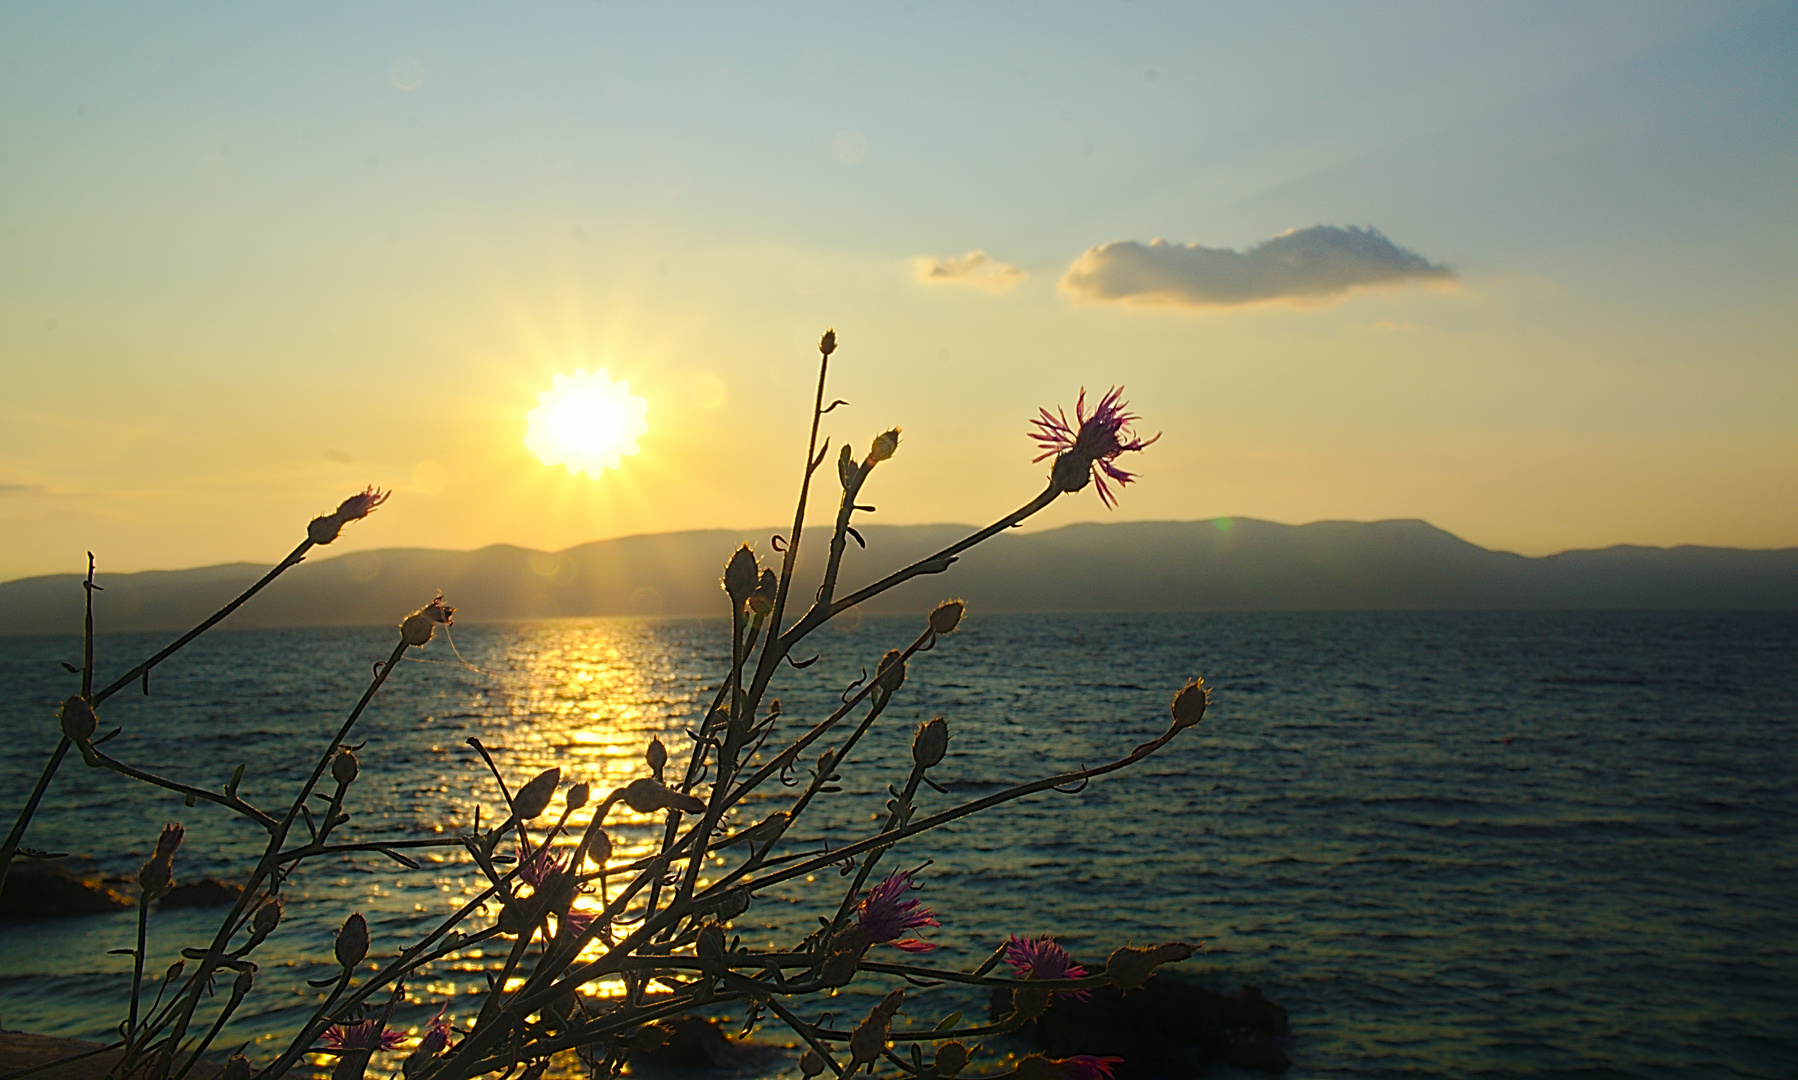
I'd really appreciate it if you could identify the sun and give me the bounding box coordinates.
[524,368,649,478]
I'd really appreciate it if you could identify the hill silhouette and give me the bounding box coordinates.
[2,519,1795,635]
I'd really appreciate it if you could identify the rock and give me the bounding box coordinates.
[160,878,242,908]
[992,973,1293,1074]
[0,863,131,918]
[640,1016,744,1069]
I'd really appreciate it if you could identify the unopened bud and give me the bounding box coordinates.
[799,1050,827,1078]
[723,544,758,605]
[252,898,282,936]
[912,717,948,768]
[220,1053,251,1080]
[331,748,359,786]
[817,748,836,776]
[137,823,184,898]
[867,427,901,464]
[400,611,435,647]
[720,888,752,919]
[819,328,837,357]
[512,767,561,820]
[696,923,726,959]
[646,737,668,776]
[566,781,590,811]
[748,569,777,617]
[232,966,256,996]
[334,912,368,969]
[59,695,97,743]
[819,946,860,987]
[934,1041,969,1076]
[1009,986,1051,1023]
[838,444,857,488]
[623,777,707,815]
[928,600,964,635]
[874,650,906,693]
[1013,1054,1054,1080]
[1170,678,1209,730]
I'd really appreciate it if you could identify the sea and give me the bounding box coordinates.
[1,611,1794,1079]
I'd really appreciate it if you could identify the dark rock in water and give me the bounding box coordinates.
[0,863,131,918]
[640,1016,746,1069]
[160,878,242,908]
[993,974,1292,1074]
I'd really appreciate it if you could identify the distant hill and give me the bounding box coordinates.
[2,519,1795,635]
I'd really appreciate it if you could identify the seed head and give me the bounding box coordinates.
[928,600,964,635]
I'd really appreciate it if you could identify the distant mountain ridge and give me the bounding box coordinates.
[2,518,1795,635]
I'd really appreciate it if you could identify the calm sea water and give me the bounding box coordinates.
[1,611,1794,1078]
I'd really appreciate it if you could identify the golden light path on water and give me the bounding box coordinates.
[418,620,748,1006]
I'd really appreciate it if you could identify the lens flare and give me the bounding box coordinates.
[525,368,649,478]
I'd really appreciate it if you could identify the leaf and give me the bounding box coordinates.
[838,445,856,488]
[305,976,342,988]
[771,534,786,551]
[107,948,137,955]
[853,504,876,512]
[822,398,850,414]
[60,662,79,674]
[846,526,865,548]
[91,727,122,746]
[787,653,820,669]
[227,763,246,798]
[933,1012,963,1032]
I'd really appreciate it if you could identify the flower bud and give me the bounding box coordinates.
[623,777,707,815]
[566,781,590,811]
[233,965,256,996]
[512,767,561,820]
[819,945,860,987]
[399,595,454,646]
[696,923,726,959]
[928,600,964,636]
[1105,941,1198,992]
[799,1050,826,1077]
[587,830,613,866]
[331,748,359,786]
[221,1053,251,1080]
[1170,678,1209,730]
[307,487,390,546]
[723,545,758,606]
[819,328,837,357]
[1014,1054,1054,1080]
[817,748,836,777]
[252,898,282,936]
[720,888,752,919]
[748,569,777,617]
[935,1042,969,1076]
[838,444,858,489]
[138,823,183,898]
[867,428,901,464]
[912,717,948,768]
[646,737,668,776]
[334,912,368,969]
[59,695,97,743]
[1009,986,1051,1023]
[874,650,906,693]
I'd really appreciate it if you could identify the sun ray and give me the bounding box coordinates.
[524,369,649,478]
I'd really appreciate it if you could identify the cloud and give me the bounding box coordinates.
[0,482,51,496]
[1060,226,1451,308]
[914,250,1027,292]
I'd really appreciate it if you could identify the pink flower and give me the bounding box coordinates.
[516,841,596,936]
[411,1005,453,1058]
[855,871,939,952]
[1030,387,1159,507]
[307,486,391,545]
[317,1018,406,1054]
[1005,934,1090,1001]
[1053,1055,1124,1080]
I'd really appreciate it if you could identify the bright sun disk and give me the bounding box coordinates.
[525,368,649,478]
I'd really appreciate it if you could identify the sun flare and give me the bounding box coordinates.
[525,368,649,478]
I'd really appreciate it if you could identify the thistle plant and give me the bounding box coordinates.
[1,328,1211,1079]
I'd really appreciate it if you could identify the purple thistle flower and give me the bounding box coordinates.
[1052,1055,1125,1080]
[1029,386,1160,507]
[517,840,597,937]
[855,871,940,952]
[317,1018,406,1054]
[1004,934,1091,1001]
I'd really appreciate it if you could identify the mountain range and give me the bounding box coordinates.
[2,518,1795,635]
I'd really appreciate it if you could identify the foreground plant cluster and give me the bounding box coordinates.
[0,330,1208,1080]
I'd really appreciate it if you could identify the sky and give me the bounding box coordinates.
[2,2,1795,584]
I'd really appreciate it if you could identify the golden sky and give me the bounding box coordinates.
[3,3,1795,583]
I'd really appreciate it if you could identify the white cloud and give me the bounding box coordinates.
[913,250,1027,291]
[1060,226,1451,307]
